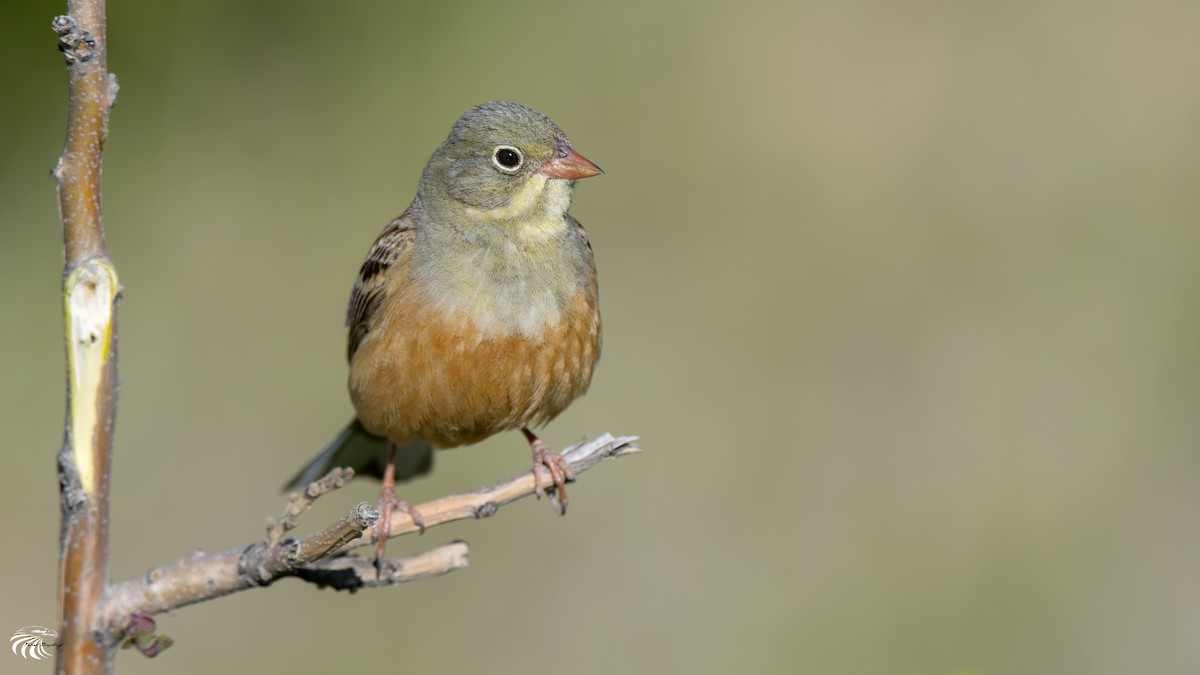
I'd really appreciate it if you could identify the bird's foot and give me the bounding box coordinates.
[524,429,574,515]
[373,489,425,578]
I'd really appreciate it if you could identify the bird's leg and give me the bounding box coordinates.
[522,427,574,515]
[375,441,425,578]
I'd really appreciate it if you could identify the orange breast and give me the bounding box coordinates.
[348,269,600,448]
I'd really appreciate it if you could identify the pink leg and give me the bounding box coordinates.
[375,441,425,577]
[523,427,575,515]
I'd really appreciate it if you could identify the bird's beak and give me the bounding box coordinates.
[539,144,604,180]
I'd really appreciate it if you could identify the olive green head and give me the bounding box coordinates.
[418,101,602,214]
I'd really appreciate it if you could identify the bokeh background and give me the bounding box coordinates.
[3,1,1199,673]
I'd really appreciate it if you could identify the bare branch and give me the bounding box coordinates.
[292,502,379,563]
[267,466,356,546]
[295,542,470,590]
[52,2,121,673]
[343,433,641,550]
[102,499,376,620]
[100,434,638,623]
[52,9,112,267]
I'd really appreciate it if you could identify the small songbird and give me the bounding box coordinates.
[284,102,603,563]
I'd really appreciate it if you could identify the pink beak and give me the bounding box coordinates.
[539,144,604,180]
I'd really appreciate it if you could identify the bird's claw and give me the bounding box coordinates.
[374,491,425,578]
[530,440,574,515]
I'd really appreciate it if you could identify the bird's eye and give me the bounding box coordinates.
[491,145,524,173]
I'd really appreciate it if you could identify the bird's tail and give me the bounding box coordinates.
[282,418,434,492]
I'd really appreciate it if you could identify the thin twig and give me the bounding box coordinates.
[267,466,356,546]
[100,434,639,623]
[341,433,641,550]
[295,542,470,590]
[243,501,379,585]
[101,501,379,619]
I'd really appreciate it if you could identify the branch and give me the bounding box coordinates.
[343,433,641,550]
[101,434,638,623]
[294,542,471,589]
[266,466,357,546]
[51,3,121,674]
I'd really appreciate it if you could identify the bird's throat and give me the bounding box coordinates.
[414,181,586,338]
[466,174,574,241]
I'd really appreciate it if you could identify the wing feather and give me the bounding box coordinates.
[346,212,417,360]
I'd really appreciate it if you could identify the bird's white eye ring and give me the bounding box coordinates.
[491,145,524,173]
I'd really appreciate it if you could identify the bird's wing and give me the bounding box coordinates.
[346,212,417,361]
[567,213,598,281]
[567,213,592,252]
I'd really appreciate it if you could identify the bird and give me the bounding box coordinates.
[284,101,603,567]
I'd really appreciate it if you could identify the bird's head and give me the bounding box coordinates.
[419,101,602,228]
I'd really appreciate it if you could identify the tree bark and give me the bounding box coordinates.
[52,2,121,674]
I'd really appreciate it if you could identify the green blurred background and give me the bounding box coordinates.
[3,1,1199,673]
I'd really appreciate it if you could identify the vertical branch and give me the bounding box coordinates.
[52,3,111,265]
[52,2,120,674]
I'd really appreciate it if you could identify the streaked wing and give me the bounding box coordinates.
[346,211,417,360]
